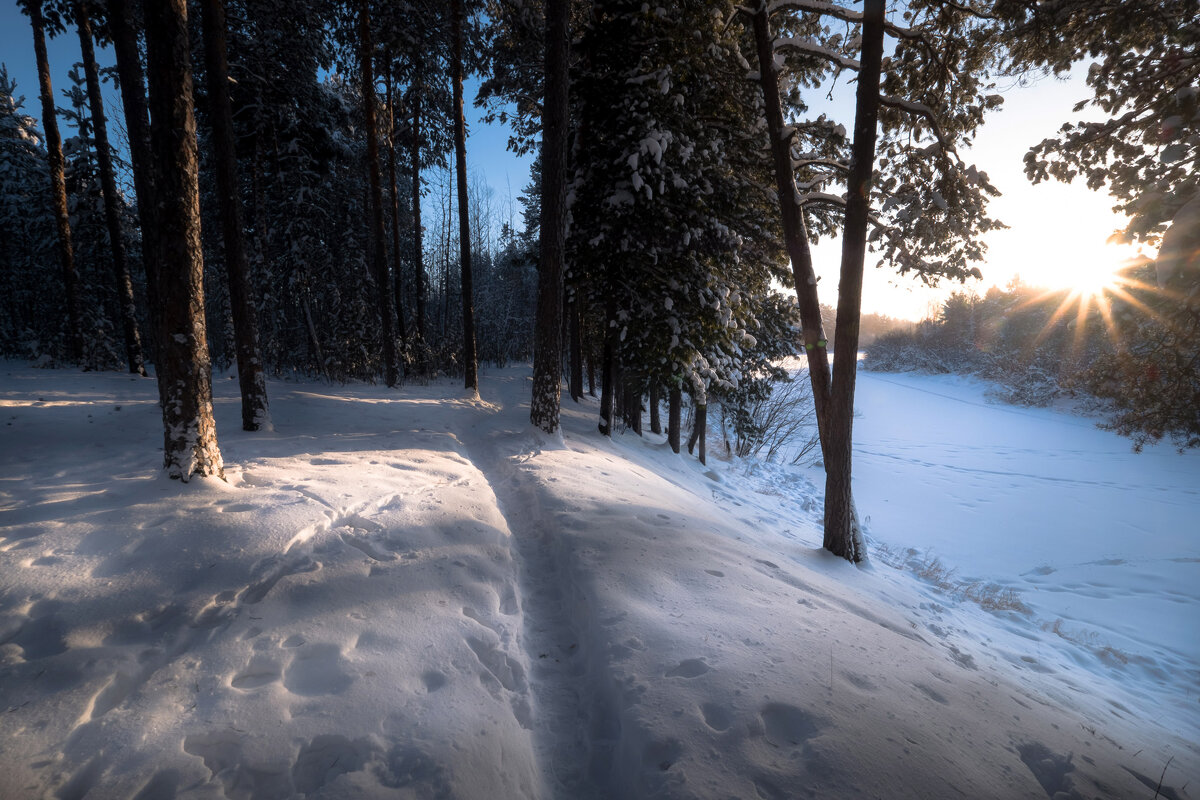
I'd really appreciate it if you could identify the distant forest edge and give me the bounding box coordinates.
[862,262,1199,452]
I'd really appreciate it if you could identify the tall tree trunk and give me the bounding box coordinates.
[531,0,570,431]
[384,60,408,348]
[824,0,884,564]
[451,0,478,392]
[598,300,617,436]
[27,0,82,362]
[75,0,146,376]
[200,0,270,430]
[751,6,832,451]
[568,294,583,401]
[410,71,427,372]
[667,384,681,453]
[106,0,164,392]
[142,0,223,480]
[358,0,399,387]
[649,382,661,435]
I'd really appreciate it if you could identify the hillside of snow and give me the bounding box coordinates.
[0,363,1195,799]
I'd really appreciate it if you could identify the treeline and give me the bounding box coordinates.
[0,2,539,383]
[864,263,1199,451]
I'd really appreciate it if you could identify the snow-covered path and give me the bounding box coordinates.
[0,364,1195,799]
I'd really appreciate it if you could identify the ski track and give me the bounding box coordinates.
[457,411,613,800]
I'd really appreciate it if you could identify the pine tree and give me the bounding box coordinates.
[21,0,84,362]
[530,0,569,433]
[199,0,270,428]
[73,0,147,376]
[143,0,224,480]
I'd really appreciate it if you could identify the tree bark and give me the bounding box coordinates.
[409,71,427,373]
[358,0,399,387]
[751,6,833,452]
[27,0,83,363]
[75,0,146,376]
[451,0,479,392]
[106,0,165,394]
[649,382,661,434]
[531,0,570,431]
[568,295,583,401]
[142,0,223,480]
[598,299,617,436]
[200,0,270,430]
[667,384,681,453]
[823,0,884,563]
[384,60,408,347]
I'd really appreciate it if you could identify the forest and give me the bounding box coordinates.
[0,1,1198,796]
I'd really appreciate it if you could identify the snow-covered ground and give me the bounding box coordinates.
[0,363,1195,799]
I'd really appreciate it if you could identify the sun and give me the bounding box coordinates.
[1059,260,1125,301]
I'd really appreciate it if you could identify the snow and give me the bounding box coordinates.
[0,364,1196,799]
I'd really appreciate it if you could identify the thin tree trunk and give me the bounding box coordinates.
[384,59,408,348]
[27,0,82,362]
[668,384,681,453]
[568,295,583,401]
[410,72,427,371]
[451,0,478,392]
[106,0,164,387]
[142,0,223,480]
[75,0,146,376]
[823,0,884,564]
[598,299,617,436]
[358,0,398,387]
[752,6,832,452]
[531,0,570,431]
[200,0,270,430]
[649,382,661,435]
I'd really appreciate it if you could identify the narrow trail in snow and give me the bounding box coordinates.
[457,408,610,800]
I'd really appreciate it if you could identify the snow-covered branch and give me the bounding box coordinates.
[773,37,860,71]
[878,94,957,159]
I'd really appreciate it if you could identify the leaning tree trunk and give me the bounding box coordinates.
[451,0,478,393]
[751,5,833,451]
[200,0,270,429]
[75,0,146,376]
[358,0,399,387]
[531,0,570,432]
[823,0,884,563]
[142,0,223,480]
[27,0,82,363]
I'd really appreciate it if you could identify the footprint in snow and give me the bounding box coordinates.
[666,658,710,678]
[283,643,354,696]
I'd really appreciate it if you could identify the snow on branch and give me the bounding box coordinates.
[878,94,958,160]
[773,37,861,71]
[768,0,919,41]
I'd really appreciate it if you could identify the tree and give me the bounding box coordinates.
[199,0,270,429]
[143,0,223,480]
[823,0,883,562]
[74,0,147,376]
[21,0,83,362]
[359,0,400,387]
[0,66,57,357]
[530,0,569,433]
[747,0,1004,561]
[451,0,480,392]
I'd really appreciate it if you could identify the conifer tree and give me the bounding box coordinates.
[143,0,224,480]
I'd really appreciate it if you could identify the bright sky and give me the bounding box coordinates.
[1,4,1141,322]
